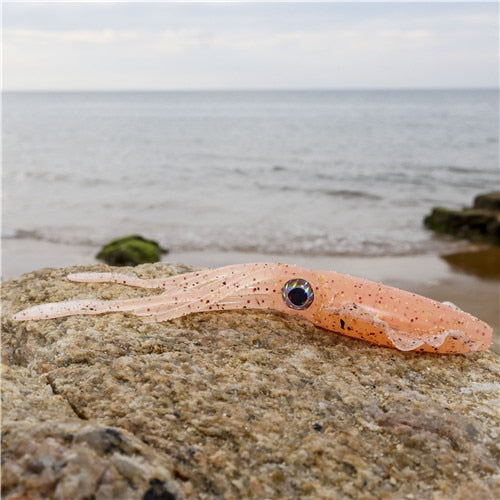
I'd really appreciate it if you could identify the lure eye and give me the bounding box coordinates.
[282,279,314,310]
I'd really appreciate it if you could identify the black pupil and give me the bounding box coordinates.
[288,287,308,307]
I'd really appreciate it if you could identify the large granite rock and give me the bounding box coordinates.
[2,263,499,499]
[424,191,500,245]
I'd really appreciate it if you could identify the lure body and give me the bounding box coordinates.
[12,263,492,353]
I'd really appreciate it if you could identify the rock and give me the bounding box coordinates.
[1,416,182,500]
[424,192,500,245]
[2,263,500,499]
[474,191,500,211]
[96,235,168,266]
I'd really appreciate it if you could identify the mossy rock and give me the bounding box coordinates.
[424,193,500,246]
[96,235,168,266]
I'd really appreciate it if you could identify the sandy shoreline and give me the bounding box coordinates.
[3,238,499,352]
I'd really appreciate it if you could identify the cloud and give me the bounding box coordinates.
[5,28,125,44]
[3,2,498,90]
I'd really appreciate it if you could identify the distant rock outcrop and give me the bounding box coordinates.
[424,191,500,245]
[2,263,499,499]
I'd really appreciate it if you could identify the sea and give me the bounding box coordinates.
[3,89,499,258]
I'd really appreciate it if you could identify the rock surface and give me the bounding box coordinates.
[2,263,499,499]
[424,191,500,245]
[474,192,500,212]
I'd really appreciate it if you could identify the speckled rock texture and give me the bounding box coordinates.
[2,263,499,499]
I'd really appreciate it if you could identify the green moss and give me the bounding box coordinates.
[96,235,168,266]
[423,208,454,233]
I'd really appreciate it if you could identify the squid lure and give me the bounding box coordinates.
[12,262,492,354]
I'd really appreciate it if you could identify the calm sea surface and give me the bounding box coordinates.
[3,90,499,257]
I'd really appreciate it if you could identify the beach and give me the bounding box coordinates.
[3,5,499,497]
[2,88,499,499]
[4,90,498,260]
[3,238,498,352]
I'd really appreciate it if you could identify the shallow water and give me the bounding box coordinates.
[3,89,498,256]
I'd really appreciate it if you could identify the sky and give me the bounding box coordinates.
[2,2,499,90]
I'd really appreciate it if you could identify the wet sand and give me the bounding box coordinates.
[2,238,498,352]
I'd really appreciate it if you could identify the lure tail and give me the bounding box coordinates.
[11,266,275,322]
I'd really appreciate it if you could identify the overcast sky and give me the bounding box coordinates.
[3,2,498,90]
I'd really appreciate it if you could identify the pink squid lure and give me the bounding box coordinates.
[13,263,492,354]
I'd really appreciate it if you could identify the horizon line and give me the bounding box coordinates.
[4,86,499,93]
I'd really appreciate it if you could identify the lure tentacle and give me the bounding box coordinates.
[68,272,170,289]
[12,298,132,321]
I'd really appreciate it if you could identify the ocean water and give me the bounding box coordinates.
[3,89,499,257]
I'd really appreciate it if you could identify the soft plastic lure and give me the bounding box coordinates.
[13,263,492,353]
